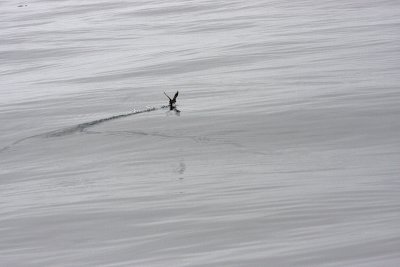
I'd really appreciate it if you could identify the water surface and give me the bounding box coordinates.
[1,0,400,266]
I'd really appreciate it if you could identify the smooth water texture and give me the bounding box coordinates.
[1,0,400,266]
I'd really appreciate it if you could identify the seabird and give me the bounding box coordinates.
[164,91,179,111]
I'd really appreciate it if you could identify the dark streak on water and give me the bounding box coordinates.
[0,105,168,152]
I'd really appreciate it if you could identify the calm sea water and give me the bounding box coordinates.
[1,0,400,266]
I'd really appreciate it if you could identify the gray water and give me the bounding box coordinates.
[1,0,400,266]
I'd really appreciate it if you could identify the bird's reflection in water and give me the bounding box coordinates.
[166,108,180,116]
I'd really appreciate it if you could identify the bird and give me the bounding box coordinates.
[164,91,179,111]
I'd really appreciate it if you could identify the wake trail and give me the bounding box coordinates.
[0,105,168,152]
[46,105,167,137]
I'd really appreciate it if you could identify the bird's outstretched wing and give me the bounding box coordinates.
[173,91,179,101]
[164,92,171,100]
